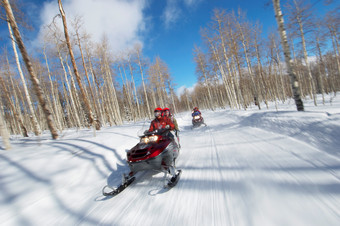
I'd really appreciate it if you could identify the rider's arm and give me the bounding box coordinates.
[148,121,155,132]
[166,118,175,130]
[173,118,179,131]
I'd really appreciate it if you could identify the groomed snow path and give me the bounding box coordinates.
[1,97,340,226]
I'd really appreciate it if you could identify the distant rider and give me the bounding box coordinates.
[192,107,201,117]
[148,107,175,132]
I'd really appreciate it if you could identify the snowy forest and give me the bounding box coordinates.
[0,0,339,142]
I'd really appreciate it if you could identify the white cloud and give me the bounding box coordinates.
[162,0,204,29]
[176,84,196,96]
[183,0,202,7]
[163,0,182,29]
[36,0,147,52]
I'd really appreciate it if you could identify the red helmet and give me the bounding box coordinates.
[193,107,198,111]
[154,107,162,118]
[163,107,170,112]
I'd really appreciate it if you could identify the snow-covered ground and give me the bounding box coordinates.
[1,94,340,226]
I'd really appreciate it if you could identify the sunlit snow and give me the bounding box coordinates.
[1,94,340,226]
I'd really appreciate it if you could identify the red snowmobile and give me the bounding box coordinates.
[102,128,181,196]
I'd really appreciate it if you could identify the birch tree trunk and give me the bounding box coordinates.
[238,22,261,109]
[272,37,287,101]
[7,19,41,135]
[292,0,316,105]
[290,37,304,97]
[0,75,28,137]
[127,55,141,118]
[58,51,82,128]
[74,27,100,129]
[328,25,340,83]
[214,12,239,108]
[120,64,135,121]
[3,0,59,138]
[193,46,214,109]
[272,0,304,111]
[85,44,105,124]
[0,102,11,150]
[42,45,63,131]
[135,46,151,118]
[207,38,234,108]
[58,0,98,130]
[315,36,325,104]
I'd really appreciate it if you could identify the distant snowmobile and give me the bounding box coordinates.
[102,128,181,196]
[192,111,207,128]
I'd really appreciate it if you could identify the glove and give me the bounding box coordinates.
[165,125,170,129]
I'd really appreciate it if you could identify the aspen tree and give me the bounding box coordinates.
[272,0,304,111]
[127,52,141,118]
[211,10,240,109]
[287,0,317,105]
[193,45,214,109]
[42,44,63,130]
[6,18,41,135]
[85,42,105,124]
[135,44,152,118]
[312,19,326,103]
[0,73,28,137]
[58,0,98,130]
[72,18,100,129]
[253,23,268,108]
[119,61,135,121]
[0,117,11,149]
[0,96,11,150]
[270,32,287,100]
[325,10,340,84]
[235,14,261,109]
[205,33,236,109]
[3,0,58,138]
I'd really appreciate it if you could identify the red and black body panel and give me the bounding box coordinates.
[126,132,179,173]
[192,115,204,127]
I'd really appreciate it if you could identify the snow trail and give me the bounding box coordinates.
[1,95,340,226]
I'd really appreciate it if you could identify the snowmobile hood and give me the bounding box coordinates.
[127,139,171,162]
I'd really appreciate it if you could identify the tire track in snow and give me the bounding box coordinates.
[206,126,235,226]
[239,127,340,222]
[242,126,340,181]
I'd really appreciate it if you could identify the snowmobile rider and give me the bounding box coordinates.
[192,107,201,117]
[148,107,175,132]
[163,107,180,148]
[162,107,179,131]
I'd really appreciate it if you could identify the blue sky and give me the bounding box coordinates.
[1,0,336,95]
[142,0,278,93]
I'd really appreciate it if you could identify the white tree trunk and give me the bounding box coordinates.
[7,19,42,135]
[3,0,58,138]
[272,0,304,111]
[0,99,11,150]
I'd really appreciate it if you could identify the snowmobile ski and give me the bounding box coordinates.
[102,176,135,196]
[167,169,182,188]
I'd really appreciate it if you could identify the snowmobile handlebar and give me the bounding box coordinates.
[143,128,170,136]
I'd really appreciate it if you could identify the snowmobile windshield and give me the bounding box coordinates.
[193,115,201,120]
[137,120,154,137]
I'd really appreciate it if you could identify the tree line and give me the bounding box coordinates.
[192,0,339,111]
[0,0,339,146]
